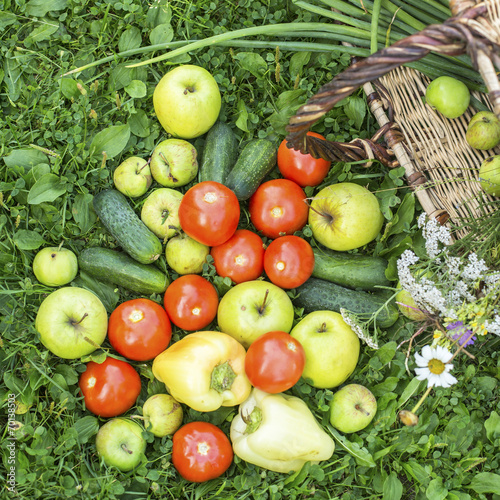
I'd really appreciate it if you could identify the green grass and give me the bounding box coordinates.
[1,0,500,499]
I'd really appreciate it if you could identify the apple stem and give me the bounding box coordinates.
[72,313,88,326]
[258,289,269,314]
[355,404,370,416]
[319,322,328,333]
[159,151,169,167]
[121,443,133,455]
[184,86,195,94]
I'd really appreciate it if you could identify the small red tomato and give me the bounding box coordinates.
[108,298,172,361]
[178,181,240,247]
[264,235,315,289]
[210,229,265,284]
[79,357,142,418]
[277,131,331,187]
[164,274,219,331]
[245,331,306,393]
[172,421,233,482]
[249,179,309,239]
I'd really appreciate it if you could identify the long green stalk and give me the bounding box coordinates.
[371,0,382,53]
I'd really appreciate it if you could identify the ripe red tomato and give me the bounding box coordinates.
[264,235,315,289]
[164,274,219,331]
[210,229,265,284]
[172,421,233,482]
[277,132,331,187]
[108,298,172,361]
[79,357,142,417]
[245,331,305,393]
[248,179,309,239]
[178,181,240,247]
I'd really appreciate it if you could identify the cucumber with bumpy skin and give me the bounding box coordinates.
[93,189,162,264]
[79,247,169,294]
[312,246,390,291]
[225,139,277,200]
[294,277,399,328]
[199,122,239,185]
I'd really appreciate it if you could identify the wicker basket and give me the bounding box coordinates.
[285,0,500,240]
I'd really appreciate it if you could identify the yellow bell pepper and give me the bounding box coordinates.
[230,388,335,473]
[152,331,252,412]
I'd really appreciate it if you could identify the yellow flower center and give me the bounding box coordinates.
[428,358,445,374]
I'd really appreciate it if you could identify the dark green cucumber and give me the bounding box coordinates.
[312,246,390,291]
[225,139,277,200]
[199,122,239,184]
[294,277,399,328]
[93,189,162,264]
[79,247,169,294]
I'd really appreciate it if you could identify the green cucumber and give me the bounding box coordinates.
[312,246,390,291]
[225,139,277,200]
[93,189,162,264]
[79,247,169,294]
[199,122,239,184]
[294,277,399,328]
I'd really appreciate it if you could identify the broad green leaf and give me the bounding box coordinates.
[108,63,148,91]
[4,148,48,170]
[235,99,249,133]
[235,52,267,78]
[118,26,142,52]
[381,192,415,241]
[129,109,151,138]
[267,89,306,135]
[146,0,172,28]
[124,80,147,99]
[289,51,311,79]
[485,411,500,442]
[73,416,99,445]
[344,96,366,130]
[89,124,131,159]
[328,426,375,467]
[402,460,430,486]
[25,0,68,17]
[0,11,17,30]
[382,472,403,500]
[27,173,67,204]
[149,23,173,45]
[397,377,426,408]
[13,230,46,250]
[426,478,448,500]
[27,20,59,43]
[74,271,120,313]
[60,78,81,100]
[3,55,23,103]
[72,193,97,234]
[468,472,500,495]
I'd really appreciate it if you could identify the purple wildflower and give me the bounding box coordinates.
[446,321,476,347]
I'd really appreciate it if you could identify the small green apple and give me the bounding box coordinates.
[140,188,184,240]
[395,282,427,321]
[95,418,146,472]
[479,155,500,196]
[329,384,377,433]
[309,182,384,251]
[32,246,78,287]
[113,156,152,197]
[142,394,183,437]
[425,76,470,119]
[466,111,500,150]
[290,310,360,389]
[165,232,210,275]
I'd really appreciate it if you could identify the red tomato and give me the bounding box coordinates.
[79,357,142,417]
[245,331,305,393]
[172,421,233,482]
[264,235,315,289]
[277,132,331,187]
[210,229,265,284]
[178,181,240,247]
[164,274,219,331]
[108,298,172,361]
[248,179,309,239]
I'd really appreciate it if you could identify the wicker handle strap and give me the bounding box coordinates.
[286,0,500,158]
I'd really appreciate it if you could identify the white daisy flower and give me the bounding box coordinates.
[414,345,458,388]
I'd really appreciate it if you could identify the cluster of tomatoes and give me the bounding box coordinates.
[79,132,331,481]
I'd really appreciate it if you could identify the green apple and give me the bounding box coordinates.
[95,418,146,472]
[479,155,500,196]
[425,76,470,119]
[140,188,184,240]
[142,394,183,437]
[32,246,78,287]
[217,280,294,348]
[466,111,500,150]
[308,182,384,251]
[329,384,377,433]
[150,139,198,188]
[35,287,108,359]
[165,232,210,275]
[395,283,427,321]
[113,156,152,197]
[290,310,360,389]
[153,64,221,139]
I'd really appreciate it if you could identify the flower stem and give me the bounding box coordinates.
[411,385,433,414]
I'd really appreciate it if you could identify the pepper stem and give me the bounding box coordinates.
[242,407,263,434]
[210,360,237,393]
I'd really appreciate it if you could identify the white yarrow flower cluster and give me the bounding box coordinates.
[340,308,378,349]
[418,213,452,259]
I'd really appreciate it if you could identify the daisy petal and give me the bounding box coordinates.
[421,345,433,359]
